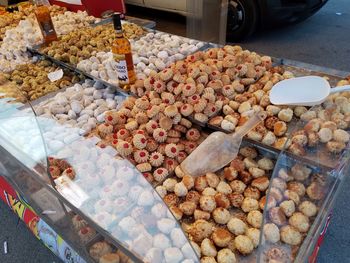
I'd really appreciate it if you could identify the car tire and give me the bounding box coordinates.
[226,0,258,41]
[291,1,328,24]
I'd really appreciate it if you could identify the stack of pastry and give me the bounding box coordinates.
[261,163,324,261]
[91,95,206,184]
[72,214,96,243]
[41,23,146,65]
[1,59,81,101]
[89,240,133,263]
[154,145,275,261]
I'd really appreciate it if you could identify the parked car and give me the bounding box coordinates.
[125,0,329,40]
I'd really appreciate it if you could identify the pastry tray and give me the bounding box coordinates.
[27,32,211,99]
[92,15,157,29]
[27,46,131,97]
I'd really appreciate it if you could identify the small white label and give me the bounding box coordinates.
[54,0,82,4]
[48,69,64,82]
[115,60,129,83]
[54,175,89,208]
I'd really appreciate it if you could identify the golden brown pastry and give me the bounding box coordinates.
[99,253,120,263]
[217,248,236,263]
[241,197,259,212]
[216,181,232,195]
[201,238,217,257]
[89,241,113,262]
[279,200,295,217]
[211,228,232,248]
[246,210,263,228]
[244,186,261,200]
[189,220,214,243]
[206,172,220,188]
[228,193,244,208]
[306,181,325,200]
[269,207,287,226]
[283,190,300,205]
[194,209,211,221]
[245,228,260,248]
[288,212,310,233]
[287,181,306,197]
[280,225,302,246]
[263,223,280,243]
[179,201,196,216]
[234,235,254,255]
[229,180,246,194]
[298,201,317,217]
[214,193,231,209]
[200,195,217,212]
[251,176,270,191]
[227,217,247,235]
[212,207,230,224]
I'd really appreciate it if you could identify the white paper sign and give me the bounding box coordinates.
[53,0,82,5]
[55,175,89,208]
[47,69,64,82]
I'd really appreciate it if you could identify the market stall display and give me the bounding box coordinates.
[130,46,273,123]
[257,96,350,261]
[0,4,67,41]
[1,5,350,263]
[0,58,82,101]
[0,9,99,72]
[85,94,207,185]
[76,32,206,85]
[40,23,146,66]
[33,79,125,133]
[157,144,277,262]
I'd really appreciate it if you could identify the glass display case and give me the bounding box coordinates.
[0,84,199,263]
[257,100,350,262]
[1,15,350,263]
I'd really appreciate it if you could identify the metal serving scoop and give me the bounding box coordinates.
[270,76,350,106]
[180,111,267,177]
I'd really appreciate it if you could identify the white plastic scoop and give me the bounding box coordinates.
[270,76,350,106]
[180,111,266,177]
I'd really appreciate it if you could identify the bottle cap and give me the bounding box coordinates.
[112,13,122,31]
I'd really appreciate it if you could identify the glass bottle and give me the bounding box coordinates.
[33,0,57,44]
[111,13,136,90]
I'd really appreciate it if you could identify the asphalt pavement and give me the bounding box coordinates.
[1,1,350,262]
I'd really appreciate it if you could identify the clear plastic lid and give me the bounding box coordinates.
[0,80,198,262]
[257,97,350,262]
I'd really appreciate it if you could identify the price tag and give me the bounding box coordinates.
[47,69,64,82]
[54,0,82,4]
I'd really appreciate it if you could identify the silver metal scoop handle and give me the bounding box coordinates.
[330,85,350,94]
[235,111,267,138]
